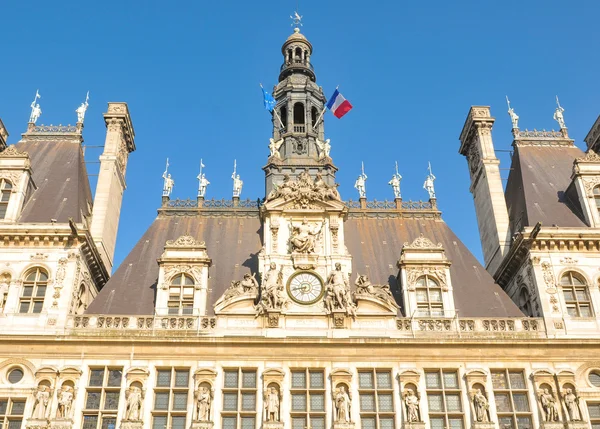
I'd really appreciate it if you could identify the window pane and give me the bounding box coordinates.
[223,393,238,411]
[173,392,188,410]
[83,415,99,429]
[35,286,46,297]
[86,392,101,409]
[38,272,48,281]
[430,418,445,429]
[512,394,529,412]
[310,371,324,388]
[101,417,116,429]
[222,416,236,429]
[517,417,532,429]
[8,421,23,429]
[292,393,307,411]
[576,289,589,301]
[429,289,442,303]
[416,290,428,303]
[0,400,7,415]
[153,416,167,429]
[508,372,525,389]
[104,391,120,410]
[292,371,306,389]
[360,394,375,412]
[591,373,600,387]
[8,369,24,384]
[241,393,256,411]
[171,416,186,429]
[446,394,461,412]
[32,301,43,313]
[155,392,169,410]
[449,418,463,429]
[380,417,394,429]
[378,394,393,412]
[107,370,122,387]
[157,370,171,387]
[362,417,376,429]
[499,417,514,429]
[10,401,25,415]
[563,289,575,301]
[292,417,306,429]
[175,370,189,387]
[426,372,441,389]
[572,275,585,286]
[22,286,33,297]
[588,403,600,418]
[241,417,255,429]
[492,372,508,389]
[18,302,29,313]
[311,416,325,429]
[359,372,374,389]
[567,306,578,317]
[580,305,592,317]
[310,393,324,411]
[443,372,458,389]
[428,394,444,412]
[377,371,392,389]
[89,369,105,386]
[0,205,7,219]
[242,371,256,388]
[183,275,194,286]
[494,393,512,412]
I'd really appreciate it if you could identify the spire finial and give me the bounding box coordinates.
[290,11,303,30]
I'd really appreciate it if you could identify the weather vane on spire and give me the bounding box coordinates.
[290,11,303,28]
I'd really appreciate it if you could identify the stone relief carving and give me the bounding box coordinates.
[402,388,421,422]
[466,143,481,175]
[562,388,582,421]
[290,218,323,254]
[471,389,490,422]
[194,385,214,422]
[270,219,279,253]
[582,178,600,197]
[354,274,397,308]
[166,235,205,247]
[161,265,204,290]
[325,263,356,318]
[560,257,578,265]
[0,145,27,157]
[576,150,600,162]
[403,233,443,249]
[56,385,74,419]
[124,386,143,421]
[538,388,560,422]
[315,138,331,160]
[404,267,447,290]
[52,258,68,308]
[265,170,340,208]
[0,272,10,310]
[291,136,308,155]
[540,261,559,313]
[263,386,281,422]
[0,171,22,188]
[215,272,258,307]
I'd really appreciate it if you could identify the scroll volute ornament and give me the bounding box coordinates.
[398,370,425,428]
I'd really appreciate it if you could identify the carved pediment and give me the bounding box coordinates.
[264,171,345,211]
[403,234,443,250]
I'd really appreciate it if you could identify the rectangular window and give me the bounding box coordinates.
[358,370,395,429]
[222,369,257,429]
[0,398,26,429]
[290,369,325,429]
[425,370,463,429]
[152,368,190,429]
[588,403,600,429]
[492,370,532,429]
[83,368,122,429]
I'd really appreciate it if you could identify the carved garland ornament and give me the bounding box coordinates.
[403,233,443,250]
[161,265,204,290]
[541,261,560,313]
[52,258,68,308]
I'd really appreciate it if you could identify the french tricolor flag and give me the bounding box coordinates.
[326,88,353,119]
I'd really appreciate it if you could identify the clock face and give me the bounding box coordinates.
[287,271,324,305]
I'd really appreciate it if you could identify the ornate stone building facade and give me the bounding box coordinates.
[1,26,600,429]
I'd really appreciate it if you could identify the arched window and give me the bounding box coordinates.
[594,186,600,216]
[280,106,288,130]
[311,107,318,127]
[19,267,48,314]
[415,275,443,316]
[293,102,305,124]
[518,287,532,316]
[168,274,195,315]
[0,179,13,219]
[295,47,302,63]
[560,271,592,317]
[74,283,88,315]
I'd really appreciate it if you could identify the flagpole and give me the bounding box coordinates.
[260,83,285,130]
[312,85,338,131]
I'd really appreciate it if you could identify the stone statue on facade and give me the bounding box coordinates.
[290,218,322,254]
[56,385,74,419]
[197,173,210,198]
[389,162,402,199]
[260,263,287,310]
[472,389,489,423]
[554,96,566,129]
[333,385,352,423]
[215,271,260,307]
[162,158,174,197]
[76,91,90,124]
[327,263,356,317]
[0,273,9,309]
[403,388,421,422]
[563,388,582,421]
[423,163,436,199]
[268,138,284,159]
[264,386,280,422]
[232,160,243,197]
[32,385,50,419]
[29,90,42,124]
[315,138,331,160]
[195,386,213,421]
[539,388,560,422]
[506,96,519,129]
[354,274,396,308]
[354,163,367,198]
[124,386,143,421]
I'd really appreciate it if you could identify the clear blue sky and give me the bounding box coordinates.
[1,0,598,270]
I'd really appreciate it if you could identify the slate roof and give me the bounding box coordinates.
[505,145,587,229]
[87,211,522,317]
[15,140,93,223]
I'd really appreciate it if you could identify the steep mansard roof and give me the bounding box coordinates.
[87,211,522,317]
[15,139,93,223]
[505,144,587,229]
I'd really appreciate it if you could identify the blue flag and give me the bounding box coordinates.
[261,86,276,112]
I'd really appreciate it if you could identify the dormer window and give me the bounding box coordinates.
[416,275,444,316]
[560,271,592,317]
[168,274,195,315]
[0,179,13,219]
[19,267,48,314]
